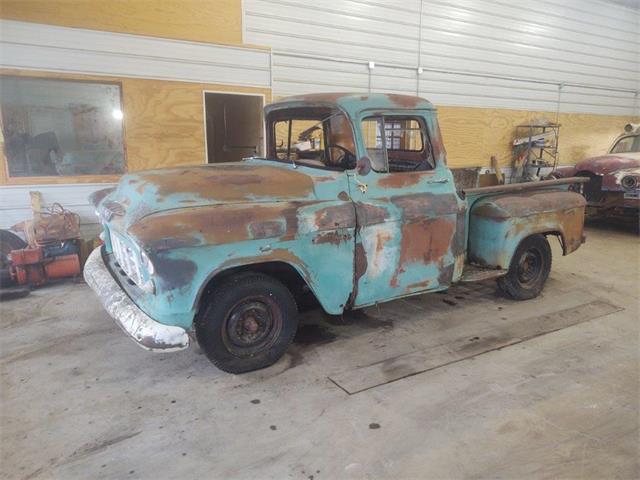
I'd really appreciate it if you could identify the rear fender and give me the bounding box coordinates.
[468,190,586,269]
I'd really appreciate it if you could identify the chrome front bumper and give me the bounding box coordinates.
[83,247,189,352]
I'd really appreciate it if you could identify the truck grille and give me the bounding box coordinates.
[110,232,142,286]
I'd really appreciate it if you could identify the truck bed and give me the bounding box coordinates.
[463,177,589,200]
[462,176,589,272]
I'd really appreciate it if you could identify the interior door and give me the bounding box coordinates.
[205,92,264,163]
[347,114,462,308]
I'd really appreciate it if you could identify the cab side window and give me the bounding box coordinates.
[270,110,356,170]
[360,116,434,172]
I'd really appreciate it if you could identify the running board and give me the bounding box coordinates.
[459,264,508,283]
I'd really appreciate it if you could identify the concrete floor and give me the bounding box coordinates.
[1,222,638,479]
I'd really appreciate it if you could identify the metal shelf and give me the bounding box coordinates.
[511,123,561,183]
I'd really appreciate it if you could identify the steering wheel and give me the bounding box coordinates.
[327,145,356,169]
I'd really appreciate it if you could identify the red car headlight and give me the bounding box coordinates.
[621,175,638,190]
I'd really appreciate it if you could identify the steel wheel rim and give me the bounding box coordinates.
[222,296,282,357]
[517,247,543,284]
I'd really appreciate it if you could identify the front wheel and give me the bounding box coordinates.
[497,234,552,300]
[195,273,298,374]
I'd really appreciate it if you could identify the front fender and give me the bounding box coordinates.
[468,190,586,269]
[192,247,322,312]
[185,232,354,317]
[126,200,357,322]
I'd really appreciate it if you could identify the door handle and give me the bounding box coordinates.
[427,178,449,184]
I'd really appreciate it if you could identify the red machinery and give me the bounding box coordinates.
[10,245,81,286]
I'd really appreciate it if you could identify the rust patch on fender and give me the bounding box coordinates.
[216,248,311,283]
[129,203,301,250]
[249,220,286,240]
[313,231,353,245]
[338,191,350,201]
[134,165,315,202]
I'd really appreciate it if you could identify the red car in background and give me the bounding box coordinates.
[559,124,640,219]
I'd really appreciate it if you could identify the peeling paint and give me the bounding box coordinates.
[86,93,588,350]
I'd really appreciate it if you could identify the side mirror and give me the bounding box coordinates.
[356,156,372,176]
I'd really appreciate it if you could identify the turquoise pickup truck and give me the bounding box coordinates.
[84,93,587,373]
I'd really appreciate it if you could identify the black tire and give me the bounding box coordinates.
[0,230,27,269]
[195,272,298,374]
[0,230,27,288]
[497,234,552,300]
[0,268,13,288]
[0,286,30,301]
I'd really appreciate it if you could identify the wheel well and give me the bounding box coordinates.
[542,231,566,254]
[195,262,319,314]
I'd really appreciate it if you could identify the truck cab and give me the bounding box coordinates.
[84,93,587,373]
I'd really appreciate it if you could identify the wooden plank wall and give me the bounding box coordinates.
[437,106,638,168]
[0,0,243,45]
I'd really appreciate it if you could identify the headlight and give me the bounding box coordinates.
[140,249,155,275]
[621,175,637,190]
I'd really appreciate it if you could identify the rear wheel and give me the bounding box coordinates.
[195,273,298,373]
[497,234,551,300]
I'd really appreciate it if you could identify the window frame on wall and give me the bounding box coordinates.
[0,72,127,184]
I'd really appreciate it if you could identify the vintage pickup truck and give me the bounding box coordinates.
[84,93,587,373]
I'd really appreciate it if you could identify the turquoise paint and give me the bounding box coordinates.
[466,186,583,268]
[92,93,585,330]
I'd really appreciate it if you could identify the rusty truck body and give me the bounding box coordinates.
[84,93,587,373]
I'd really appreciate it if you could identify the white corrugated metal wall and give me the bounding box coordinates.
[244,0,639,116]
[0,20,272,234]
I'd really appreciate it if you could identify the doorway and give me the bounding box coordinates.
[203,92,264,163]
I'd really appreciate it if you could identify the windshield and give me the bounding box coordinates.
[610,134,640,154]
[267,107,356,170]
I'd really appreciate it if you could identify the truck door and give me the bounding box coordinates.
[347,113,464,308]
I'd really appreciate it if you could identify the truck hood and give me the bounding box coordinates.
[98,160,318,228]
[573,152,640,175]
